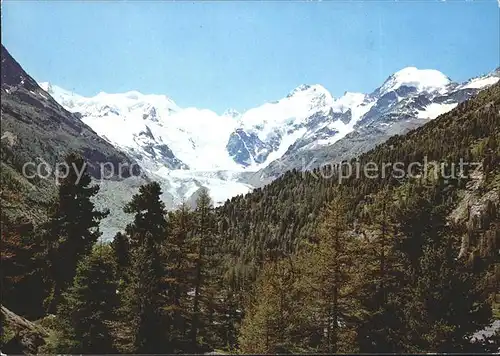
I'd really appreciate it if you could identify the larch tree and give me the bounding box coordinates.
[163,202,195,352]
[238,257,313,354]
[311,194,362,353]
[355,187,406,353]
[190,188,217,350]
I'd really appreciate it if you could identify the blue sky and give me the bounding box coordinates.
[2,0,499,114]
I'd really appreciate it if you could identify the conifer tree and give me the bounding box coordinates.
[190,188,217,350]
[121,181,169,353]
[55,244,118,354]
[124,181,167,246]
[312,195,361,353]
[1,214,47,318]
[398,183,493,352]
[125,233,166,353]
[355,188,406,352]
[45,153,109,313]
[238,257,313,354]
[210,217,244,351]
[213,283,241,351]
[164,202,195,352]
[111,231,130,279]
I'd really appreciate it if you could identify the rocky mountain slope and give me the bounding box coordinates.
[0,45,144,232]
[1,46,140,180]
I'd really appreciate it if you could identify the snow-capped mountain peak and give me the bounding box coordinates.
[287,83,331,99]
[38,66,499,221]
[378,67,451,96]
[223,83,337,168]
[287,84,312,97]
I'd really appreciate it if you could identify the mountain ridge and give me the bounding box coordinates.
[0,45,145,227]
[40,66,499,176]
[37,66,500,213]
[4,42,497,239]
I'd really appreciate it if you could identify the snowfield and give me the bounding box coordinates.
[417,102,458,120]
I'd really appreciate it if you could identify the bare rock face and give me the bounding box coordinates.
[1,45,141,180]
[1,45,145,237]
[1,305,48,355]
[448,167,500,259]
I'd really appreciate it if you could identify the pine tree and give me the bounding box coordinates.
[211,217,244,351]
[125,234,166,353]
[111,231,130,279]
[120,181,169,353]
[238,257,314,354]
[124,181,167,246]
[45,153,109,313]
[1,214,47,318]
[213,282,240,351]
[355,182,494,353]
[55,244,118,354]
[398,183,492,352]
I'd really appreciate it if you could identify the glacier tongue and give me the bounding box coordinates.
[152,168,253,207]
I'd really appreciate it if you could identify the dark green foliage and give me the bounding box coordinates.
[238,257,315,354]
[44,153,109,313]
[163,203,196,352]
[54,245,118,354]
[123,181,167,246]
[344,188,406,353]
[120,182,169,353]
[404,237,493,353]
[111,231,130,278]
[190,188,218,350]
[125,234,166,353]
